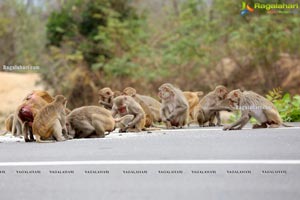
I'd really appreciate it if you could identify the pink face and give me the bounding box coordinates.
[216,87,228,99]
[226,91,240,107]
[158,86,174,100]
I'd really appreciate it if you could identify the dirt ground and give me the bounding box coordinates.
[0,72,46,129]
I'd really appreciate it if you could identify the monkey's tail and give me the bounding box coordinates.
[282,123,294,127]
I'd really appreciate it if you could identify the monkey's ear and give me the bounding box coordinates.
[106,91,110,95]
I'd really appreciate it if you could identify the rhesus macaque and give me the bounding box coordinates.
[98,87,114,110]
[66,106,115,139]
[32,95,67,143]
[123,87,155,127]
[183,91,204,122]
[111,95,146,132]
[12,90,54,141]
[123,87,162,123]
[223,89,291,130]
[158,83,189,128]
[196,85,230,127]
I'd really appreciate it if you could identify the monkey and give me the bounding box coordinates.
[123,87,154,127]
[98,87,115,110]
[223,89,292,130]
[196,85,230,127]
[0,114,21,136]
[123,87,162,123]
[158,83,189,128]
[11,90,54,141]
[183,91,204,123]
[32,95,67,143]
[66,106,115,139]
[111,95,146,132]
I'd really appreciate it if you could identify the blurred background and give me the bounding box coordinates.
[0,0,300,128]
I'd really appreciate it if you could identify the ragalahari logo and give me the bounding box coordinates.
[241,2,254,16]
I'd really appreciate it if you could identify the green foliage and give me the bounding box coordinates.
[267,89,300,122]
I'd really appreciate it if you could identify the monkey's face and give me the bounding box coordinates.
[114,97,128,114]
[158,86,174,100]
[226,91,241,108]
[216,86,228,99]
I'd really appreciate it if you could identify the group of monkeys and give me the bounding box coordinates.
[2,83,291,143]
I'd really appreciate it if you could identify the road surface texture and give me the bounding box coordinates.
[0,124,300,200]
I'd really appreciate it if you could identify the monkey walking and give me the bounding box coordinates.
[223,89,293,131]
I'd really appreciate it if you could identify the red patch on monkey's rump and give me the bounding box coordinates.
[170,120,179,127]
[18,106,34,123]
[118,106,127,114]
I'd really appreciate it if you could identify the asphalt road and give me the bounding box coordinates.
[0,124,300,200]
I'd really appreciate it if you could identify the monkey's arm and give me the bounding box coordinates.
[223,111,250,131]
[168,104,188,120]
[209,106,232,112]
[127,113,143,128]
[111,107,118,117]
[99,100,112,109]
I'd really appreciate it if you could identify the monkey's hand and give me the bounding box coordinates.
[166,114,174,121]
[126,122,134,129]
[223,124,232,131]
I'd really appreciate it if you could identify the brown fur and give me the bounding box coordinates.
[67,106,115,139]
[112,95,146,132]
[183,91,204,122]
[197,85,229,127]
[32,95,67,143]
[223,90,290,130]
[123,87,162,123]
[98,87,114,110]
[158,83,189,128]
[12,90,54,141]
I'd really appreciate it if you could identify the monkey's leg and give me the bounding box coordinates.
[215,111,222,126]
[252,122,268,129]
[223,112,250,131]
[75,121,95,138]
[29,127,35,142]
[91,115,105,138]
[208,112,216,127]
[52,120,66,142]
[22,122,31,142]
[269,123,280,128]
[35,135,55,143]
[127,128,142,132]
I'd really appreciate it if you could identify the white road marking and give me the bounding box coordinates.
[0,160,300,166]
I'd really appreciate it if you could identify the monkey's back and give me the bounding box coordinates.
[32,104,59,138]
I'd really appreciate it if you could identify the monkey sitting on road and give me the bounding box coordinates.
[123,87,162,124]
[183,91,204,123]
[111,95,146,132]
[158,83,189,129]
[32,95,67,143]
[196,85,230,127]
[223,89,292,130]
